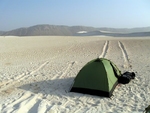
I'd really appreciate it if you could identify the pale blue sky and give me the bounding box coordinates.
[0,0,150,31]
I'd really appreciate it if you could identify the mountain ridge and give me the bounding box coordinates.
[1,24,150,37]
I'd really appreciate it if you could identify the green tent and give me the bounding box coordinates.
[70,58,121,97]
[144,105,150,113]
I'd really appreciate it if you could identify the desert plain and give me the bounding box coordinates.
[0,36,150,113]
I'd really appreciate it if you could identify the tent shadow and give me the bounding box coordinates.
[18,77,86,97]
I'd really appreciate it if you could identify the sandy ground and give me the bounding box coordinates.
[0,36,150,113]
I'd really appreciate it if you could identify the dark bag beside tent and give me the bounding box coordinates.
[70,58,121,97]
[118,72,135,84]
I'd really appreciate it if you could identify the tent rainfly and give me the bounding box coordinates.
[70,58,121,97]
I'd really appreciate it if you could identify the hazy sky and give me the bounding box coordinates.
[1,0,150,31]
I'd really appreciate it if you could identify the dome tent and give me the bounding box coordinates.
[70,58,121,97]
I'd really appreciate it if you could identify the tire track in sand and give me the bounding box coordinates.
[1,61,77,113]
[1,91,51,113]
[51,61,76,80]
[0,43,78,91]
[99,40,109,58]
[0,61,49,92]
[0,43,78,113]
[0,41,77,88]
[118,41,131,69]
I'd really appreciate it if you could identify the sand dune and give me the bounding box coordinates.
[0,36,150,113]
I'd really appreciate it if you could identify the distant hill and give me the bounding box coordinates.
[1,24,150,37]
[1,25,96,36]
[0,31,4,35]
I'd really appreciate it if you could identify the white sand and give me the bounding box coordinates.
[0,36,150,113]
